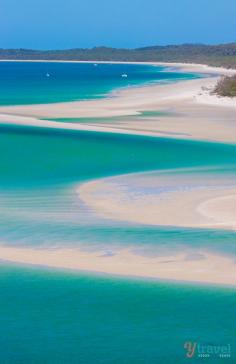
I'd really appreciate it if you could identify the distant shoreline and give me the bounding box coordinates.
[1,42,236,69]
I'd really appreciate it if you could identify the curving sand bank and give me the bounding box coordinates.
[0,245,235,286]
[78,170,236,230]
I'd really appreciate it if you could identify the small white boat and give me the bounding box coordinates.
[93,63,98,67]
[121,73,128,78]
[46,73,50,77]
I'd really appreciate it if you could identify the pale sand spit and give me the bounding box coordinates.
[78,170,236,230]
[0,245,235,286]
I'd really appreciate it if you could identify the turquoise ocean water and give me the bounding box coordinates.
[0,62,235,363]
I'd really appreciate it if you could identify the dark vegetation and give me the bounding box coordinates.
[0,43,236,68]
[214,75,236,97]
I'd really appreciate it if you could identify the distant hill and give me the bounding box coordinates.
[0,43,236,68]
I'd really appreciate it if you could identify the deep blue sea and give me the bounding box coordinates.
[0,61,198,105]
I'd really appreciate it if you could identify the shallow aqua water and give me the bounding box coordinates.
[1,124,236,185]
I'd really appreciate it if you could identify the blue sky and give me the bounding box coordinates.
[1,0,236,49]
